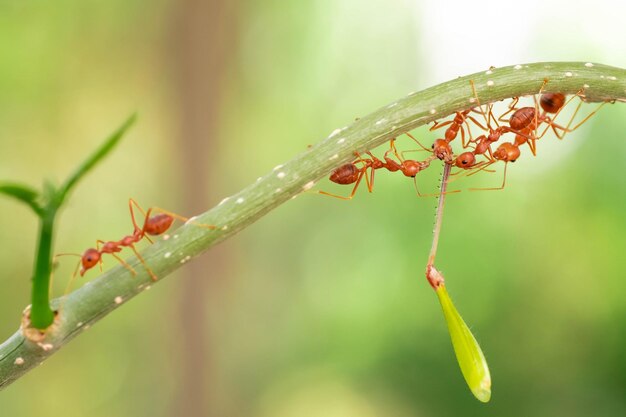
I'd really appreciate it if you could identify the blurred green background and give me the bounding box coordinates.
[1,1,625,416]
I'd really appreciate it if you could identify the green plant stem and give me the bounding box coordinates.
[25,114,137,329]
[1,62,625,389]
[29,211,57,328]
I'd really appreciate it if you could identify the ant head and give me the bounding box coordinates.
[145,214,175,236]
[454,152,476,169]
[80,248,101,276]
[540,93,566,113]
[494,143,520,162]
[432,139,452,162]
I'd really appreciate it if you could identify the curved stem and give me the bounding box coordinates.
[1,61,625,389]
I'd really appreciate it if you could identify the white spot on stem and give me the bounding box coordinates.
[329,154,339,160]
[277,172,286,179]
[273,164,284,171]
[387,102,398,108]
[38,343,54,351]
[164,252,172,259]
[565,72,573,77]
[145,286,151,291]
[218,197,230,206]
[303,181,316,191]
[486,80,494,87]
[162,234,170,241]
[76,322,83,328]
[236,197,245,204]
[173,234,179,239]
[221,225,228,231]
[329,128,341,138]
[15,357,24,365]
[608,76,617,81]
[514,64,522,70]
[429,108,436,115]
[583,84,590,88]
[275,188,282,193]
[375,118,386,125]
[337,138,345,144]
[485,70,493,75]
[585,62,594,67]
[114,296,123,305]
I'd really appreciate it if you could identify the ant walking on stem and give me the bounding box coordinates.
[56,199,216,287]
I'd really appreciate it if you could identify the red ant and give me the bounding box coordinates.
[429,108,487,162]
[318,135,436,199]
[57,199,216,283]
[499,81,603,155]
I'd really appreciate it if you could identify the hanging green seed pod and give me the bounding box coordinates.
[436,283,491,403]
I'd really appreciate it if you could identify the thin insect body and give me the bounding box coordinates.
[429,109,487,162]
[318,136,436,200]
[56,199,215,284]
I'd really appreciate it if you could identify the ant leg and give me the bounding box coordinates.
[110,253,138,276]
[412,172,461,198]
[95,240,105,272]
[558,100,606,136]
[469,162,508,191]
[55,255,82,313]
[469,80,493,128]
[497,97,521,124]
[128,198,148,231]
[129,244,157,281]
[404,132,432,152]
[148,206,217,231]
[430,120,454,132]
[387,138,401,160]
[318,169,366,200]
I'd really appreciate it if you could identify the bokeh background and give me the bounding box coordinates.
[1,1,625,416]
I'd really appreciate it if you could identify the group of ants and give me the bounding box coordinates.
[320,79,601,200]
[55,79,601,295]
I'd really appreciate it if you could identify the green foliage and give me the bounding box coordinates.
[0,114,136,329]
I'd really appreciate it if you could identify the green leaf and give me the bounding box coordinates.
[56,113,137,205]
[436,283,491,403]
[0,182,42,214]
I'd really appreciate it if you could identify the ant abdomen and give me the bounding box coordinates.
[145,214,174,236]
[509,107,536,130]
[329,163,360,185]
[540,93,566,113]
